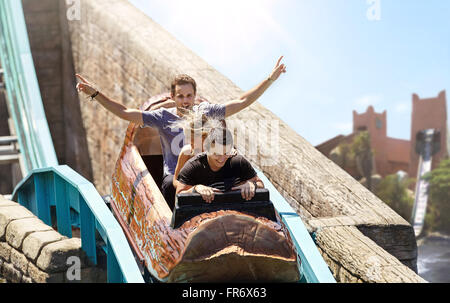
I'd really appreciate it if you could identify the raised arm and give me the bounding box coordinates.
[76,74,144,125]
[224,56,287,118]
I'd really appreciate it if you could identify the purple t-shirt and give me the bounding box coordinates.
[142,102,226,176]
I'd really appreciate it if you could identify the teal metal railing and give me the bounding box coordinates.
[1,0,144,283]
[0,0,57,173]
[256,169,336,283]
[12,165,144,283]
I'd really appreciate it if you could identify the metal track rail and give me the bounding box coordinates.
[411,129,435,237]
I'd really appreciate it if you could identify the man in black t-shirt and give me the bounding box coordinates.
[176,127,264,203]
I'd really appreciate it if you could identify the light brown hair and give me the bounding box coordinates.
[171,74,197,97]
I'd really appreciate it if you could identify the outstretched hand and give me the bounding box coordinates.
[268,56,287,82]
[75,74,97,97]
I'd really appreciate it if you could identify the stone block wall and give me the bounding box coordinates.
[0,195,105,283]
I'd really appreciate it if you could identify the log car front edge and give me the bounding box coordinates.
[111,94,301,282]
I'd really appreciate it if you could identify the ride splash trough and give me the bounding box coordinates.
[110,94,301,283]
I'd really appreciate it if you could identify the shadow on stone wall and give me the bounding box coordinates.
[22,0,93,183]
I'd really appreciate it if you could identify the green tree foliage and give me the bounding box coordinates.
[423,158,450,233]
[375,174,414,222]
[351,131,374,191]
[331,142,355,171]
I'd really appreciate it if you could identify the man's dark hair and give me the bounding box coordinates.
[171,74,197,97]
[203,127,234,152]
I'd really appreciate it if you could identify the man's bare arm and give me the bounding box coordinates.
[76,74,144,125]
[224,56,287,118]
[175,181,194,195]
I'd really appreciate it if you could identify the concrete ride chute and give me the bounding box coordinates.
[411,129,441,237]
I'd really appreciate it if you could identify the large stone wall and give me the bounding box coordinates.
[0,195,105,283]
[49,0,424,282]
[21,0,92,181]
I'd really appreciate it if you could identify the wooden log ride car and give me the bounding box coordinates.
[110,93,301,282]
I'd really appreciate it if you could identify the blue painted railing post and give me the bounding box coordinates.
[34,173,52,226]
[54,175,72,238]
[17,190,27,208]
[68,185,80,227]
[80,194,97,265]
[107,242,123,283]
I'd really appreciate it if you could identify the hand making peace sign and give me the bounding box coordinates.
[268,56,287,82]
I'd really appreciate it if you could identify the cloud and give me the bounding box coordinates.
[132,0,294,67]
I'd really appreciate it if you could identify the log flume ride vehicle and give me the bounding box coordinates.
[110,94,301,282]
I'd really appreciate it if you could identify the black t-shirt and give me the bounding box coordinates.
[177,153,257,192]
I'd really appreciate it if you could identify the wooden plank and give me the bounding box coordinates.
[314,226,427,283]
